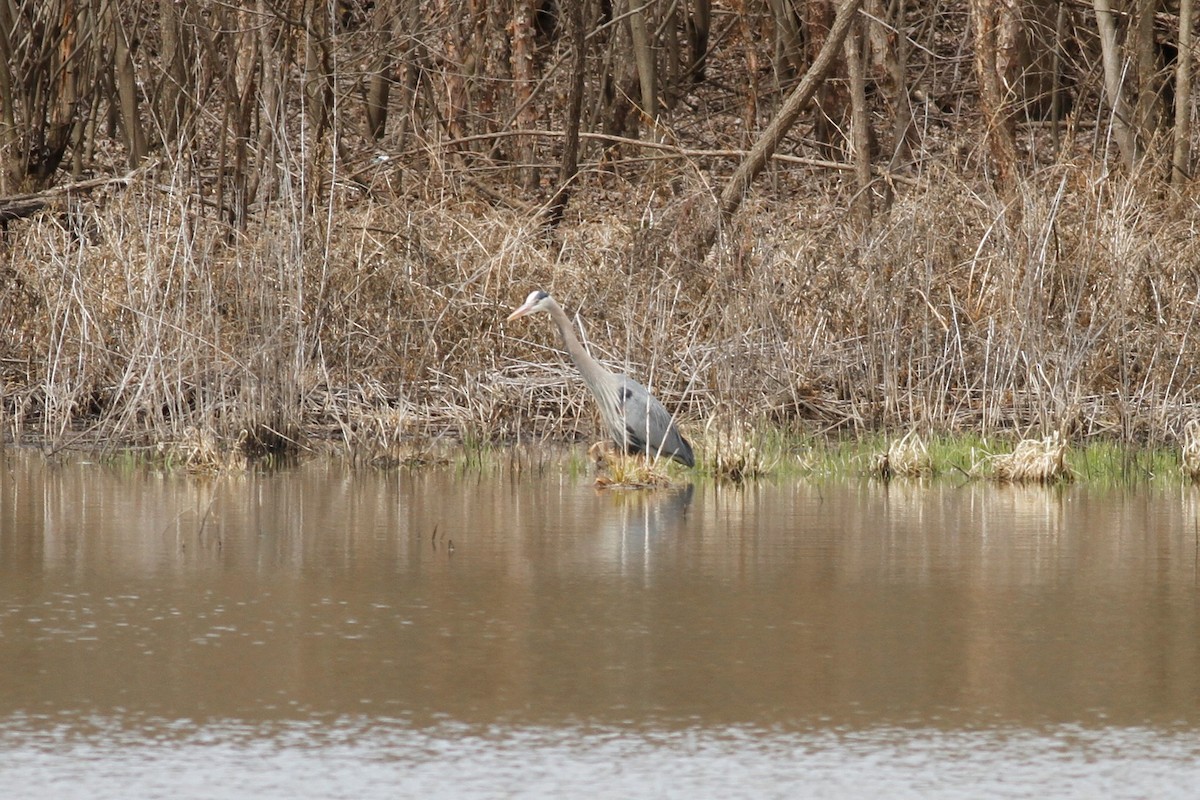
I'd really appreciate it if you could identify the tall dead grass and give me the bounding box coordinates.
[4,152,1200,462]
[991,432,1072,483]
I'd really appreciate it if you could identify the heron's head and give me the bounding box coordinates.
[506,290,553,321]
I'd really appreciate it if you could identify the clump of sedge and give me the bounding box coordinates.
[872,430,932,479]
[991,432,1072,483]
[1182,420,1200,482]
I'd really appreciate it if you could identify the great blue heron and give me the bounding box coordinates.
[506,290,695,468]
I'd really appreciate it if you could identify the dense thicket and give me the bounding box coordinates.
[3,1,1200,457]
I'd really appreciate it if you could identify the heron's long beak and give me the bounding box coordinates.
[506,300,536,322]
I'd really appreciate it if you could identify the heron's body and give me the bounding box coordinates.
[507,290,695,468]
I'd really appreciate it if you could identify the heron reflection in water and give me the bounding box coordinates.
[506,290,695,468]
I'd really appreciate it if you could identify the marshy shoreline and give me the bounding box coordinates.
[4,161,1200,487]
[3,422,1198,490]
[5,4,1200,485]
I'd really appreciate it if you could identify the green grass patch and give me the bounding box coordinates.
[726,429,1191,487]
[1066,440,1183,487]
[33,427,1198,489]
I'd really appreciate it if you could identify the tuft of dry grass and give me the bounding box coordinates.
[991,432,1072,484]
[161,426,244,473]
[872,430,932,479]
[340,406,449,468]
[703,418,773,482]
[1182,420,1200,482]
[589,441,676,489]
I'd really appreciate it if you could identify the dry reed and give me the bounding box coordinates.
[872,430,932,479]
[5,163,1200,463]
[6,2,1200,472]
[589,442,675,489]
[5,119,1200,462]
[991,433,1072,484]
[703,418,773,482]
[1182,420,1200,482]
[167,426,233,473]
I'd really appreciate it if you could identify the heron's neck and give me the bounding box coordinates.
[546,298,611,387]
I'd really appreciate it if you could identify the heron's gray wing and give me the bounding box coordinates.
[615,379,651,452]
[617,377,694,467]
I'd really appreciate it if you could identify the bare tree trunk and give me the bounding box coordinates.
[512,0,539,188]
[866,0,909,210]
[50,0,85,180]
[686,0,711,82]
[111,7,146,166]
[364,0,397,140]
[0,1,16,193]
[1093,0,1141,169]
[393,0,424,154]
[251,0,286,211]
[156,0,190,146]
[595,1,640,142]
[301,1,341,212]
[234,4,262,225]
[304,2,333,140]
[440,0,469,143]
[1173,0,1194,187]
[734,0,760,145]
[845,9,872,221]
[629,0,658,122]
[1132,0,1162,142]
[663,0,681,108]
[0,0,91,190]
[720,0,862,217]
[685,0,862,259]
[477,1,511,157]
[196,1,263,226]
[970,0,1020,196]
[546,0,586,228]
[1051,1,1066,155]
[805,0,849,160]
[767,0,805,80]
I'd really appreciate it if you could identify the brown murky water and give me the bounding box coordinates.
[1,449,1199,798]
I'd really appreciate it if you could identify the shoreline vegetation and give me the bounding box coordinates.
[4,429,1200,490]
[4,2,1200,487]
